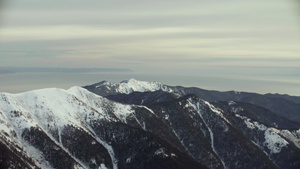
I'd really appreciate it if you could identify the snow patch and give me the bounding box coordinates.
[138,105,156,115]
[264,128,288,154]
[228,101,236,105]
[113,103,134,123]
[87,127,118,169]
[204,101,231,124]
[73,164,84,169]
[164,114,169,120]
[254,122,267,131]
[234,91,240,94]
[126,157,132,163]
[154,148,168,158]
[236,114,289,154]
[99,163,108,169]
[23,142,54,169]
[236,114,267,130]
[244,119,255,129]
[0,112,14,135]
[279,130,300,149]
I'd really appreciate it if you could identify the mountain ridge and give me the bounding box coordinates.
[84,78,300,123]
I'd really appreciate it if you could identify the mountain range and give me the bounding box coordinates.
[1,79,300,169]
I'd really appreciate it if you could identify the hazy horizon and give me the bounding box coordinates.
[1,0,299,96]
[1,69,300,97]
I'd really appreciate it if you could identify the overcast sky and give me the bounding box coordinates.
[0,0,300,95]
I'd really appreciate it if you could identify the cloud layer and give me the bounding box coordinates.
[0,0,299,94]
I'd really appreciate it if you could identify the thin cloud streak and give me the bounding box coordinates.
[0,26,207,42]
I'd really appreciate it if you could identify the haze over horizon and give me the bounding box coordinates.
[0,0,300,95]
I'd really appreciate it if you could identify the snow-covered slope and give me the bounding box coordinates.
[1,82,300,169]
[0,87,133,135]
[0,86,205,169]
[0,87,133,169]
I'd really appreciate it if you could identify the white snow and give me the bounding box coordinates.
[96,78,173,94]
[0,86,137,169]
[126,157,132,163]
[154,148,169,157]
[228,101,236,106]
[137,105,156,115]
[132,115,146,130]
[99,163,108,169]
[296,129,300,136]
[279,130,300,149]
[113,103,134,123]
[264,128,288,154]
[235,114,290,154]
[204,101,231,124]
[229,104,244,114]
[235,114,242,118]
[235,114,267,131]
[234,91,240,94]
[22,142,54,169]
[86,127,118,169]
[0,111,14,135]
[97,139,118,169]
[119,78,164,94]
[244,119,256,129]
[254,122,267,131]
[154,148,164,155]
[0,93,38,140]
[73,164,84,169]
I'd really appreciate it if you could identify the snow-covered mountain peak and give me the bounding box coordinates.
[93,78,173,95]
[0,86,136,135]
[118,78,162,93]
[120,78,138,83]
[120,78,156,84]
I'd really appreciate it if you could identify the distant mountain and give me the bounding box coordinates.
[84,78,173,96]
[0,79,299,169]
[84,78,300,123]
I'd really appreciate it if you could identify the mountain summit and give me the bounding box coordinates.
[85,78,173,96]
[1,79,300,169]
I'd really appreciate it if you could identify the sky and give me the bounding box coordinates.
[0,0,300,95]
